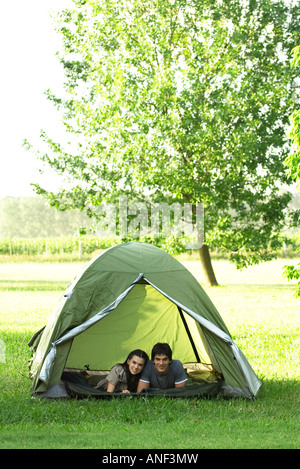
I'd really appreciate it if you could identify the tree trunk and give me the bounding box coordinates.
[199,244,218,286]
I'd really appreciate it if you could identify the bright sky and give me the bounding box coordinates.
[0,0,73,198]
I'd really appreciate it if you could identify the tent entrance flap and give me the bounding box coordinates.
[65,284,215,371]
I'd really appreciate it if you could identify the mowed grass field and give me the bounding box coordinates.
[0,257,299,449]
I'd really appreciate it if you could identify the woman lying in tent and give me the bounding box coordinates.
[92,349,149,394]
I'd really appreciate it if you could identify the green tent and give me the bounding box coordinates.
[28,242,261,399]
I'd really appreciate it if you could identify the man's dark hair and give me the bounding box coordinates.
[151,343,172,361]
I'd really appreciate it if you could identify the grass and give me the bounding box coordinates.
[0,258,299,449]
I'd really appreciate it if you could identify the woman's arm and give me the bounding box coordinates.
[106,381,116,393]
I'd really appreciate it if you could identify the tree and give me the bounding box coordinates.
[284,45,300,297]
[25,0,300,285]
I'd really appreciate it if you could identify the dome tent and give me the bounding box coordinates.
[28,242,261,399]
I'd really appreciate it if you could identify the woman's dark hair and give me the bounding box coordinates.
[122,349,149,392]
[151,343,172,361]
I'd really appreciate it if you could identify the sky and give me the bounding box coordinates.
[0,0,73,198]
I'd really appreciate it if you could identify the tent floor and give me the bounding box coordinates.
[61,371,223,399]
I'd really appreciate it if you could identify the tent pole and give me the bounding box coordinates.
[177,307,201,363]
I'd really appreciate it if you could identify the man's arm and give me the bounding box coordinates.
[174,360,188,388]
[175,380,187,388]
[137,380,150,393]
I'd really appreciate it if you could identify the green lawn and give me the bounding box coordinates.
[0,258,299,449]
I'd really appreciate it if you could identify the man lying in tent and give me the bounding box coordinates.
[137,343,188,393]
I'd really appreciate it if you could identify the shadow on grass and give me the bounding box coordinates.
[258,377,300,397]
